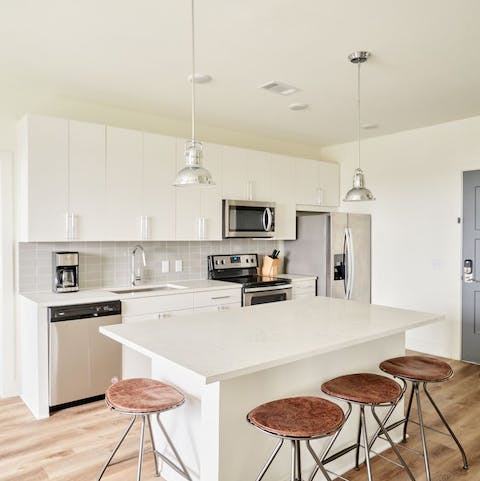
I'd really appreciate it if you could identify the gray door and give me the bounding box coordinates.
[462,170,480,363]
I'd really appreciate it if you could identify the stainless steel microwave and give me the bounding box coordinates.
[223,200,275,238]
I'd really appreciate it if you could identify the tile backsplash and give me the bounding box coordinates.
[18,240,283,293]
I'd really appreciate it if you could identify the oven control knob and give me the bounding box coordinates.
[215,260,219,265]
[245,259,249,263]
[221,259,225,265]
[251,258,255,263]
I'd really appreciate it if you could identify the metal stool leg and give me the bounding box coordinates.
[360,406,374,481]
[295,440,302,480]
[97,415,136,481]
[306,440,333,481]
[147,415,160,477]
[137,415,146,481]
[423,383,469,470]
[291,440,297,481]
[414,382,432,481]
[155,413,192,480]
[255,439,284,481]
[403,385,414,443]
[371,407,416,481]
[355,412,362,470]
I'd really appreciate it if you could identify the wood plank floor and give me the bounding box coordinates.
[0,354,478,480]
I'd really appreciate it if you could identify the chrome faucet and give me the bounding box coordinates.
[131,245,146,286]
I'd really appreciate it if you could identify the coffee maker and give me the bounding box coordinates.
[52,252,79,292]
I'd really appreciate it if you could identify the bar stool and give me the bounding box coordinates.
[314,373,416,481]
[97,378,192,481]
[379,355,468,480]
[247,396,350,481]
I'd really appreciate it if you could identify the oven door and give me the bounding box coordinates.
[223,200,275,238]
[243,285,292,306]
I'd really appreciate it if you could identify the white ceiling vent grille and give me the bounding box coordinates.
[259,81,300,96]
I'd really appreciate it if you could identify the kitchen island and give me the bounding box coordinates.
[100,296,441,481]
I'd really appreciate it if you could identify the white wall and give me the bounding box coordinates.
[321,115,480,359]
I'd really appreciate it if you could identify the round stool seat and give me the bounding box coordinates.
[106,378,184,414]
[247,396,344,438]
[380,355,453,382]
[322,373,402,405]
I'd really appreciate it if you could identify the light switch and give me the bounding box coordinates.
[161,260,169,273]
[175,259,183,272]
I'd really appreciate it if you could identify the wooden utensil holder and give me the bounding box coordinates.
[262,256,280,277]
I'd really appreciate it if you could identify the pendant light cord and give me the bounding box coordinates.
[357,60,361,170]
[191,0,196,143]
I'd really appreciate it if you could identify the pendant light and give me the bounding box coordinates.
[173,0,215,187]
[343,51,375,202]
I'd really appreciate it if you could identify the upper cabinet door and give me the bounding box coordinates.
[245,149,271,201]
[69,120,106,241]
[18,115,69,241]
[318,161,340,207]
[105,127,143,240]
[270,154,296,240]
[143,133,176,240]
[222,145,247,200]
[201,142,222,240]
[295,158,320,205]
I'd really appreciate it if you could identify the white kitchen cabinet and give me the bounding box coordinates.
[222,146,271,201]
[193,288,241,309]
[295,158,340,207]
[142,133,176,240]
[18,115,69,241]
[291,278,317,299]
[175,140,222,240]
[105,127,143,240]
[69,120,106,240]
[270,154,296,240]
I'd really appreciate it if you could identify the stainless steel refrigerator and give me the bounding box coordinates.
[284,213,371,303]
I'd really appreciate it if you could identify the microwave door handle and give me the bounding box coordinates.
[262,208,268,231]
[264,208,273,232]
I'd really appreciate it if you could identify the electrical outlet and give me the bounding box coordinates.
[175,259,183,272]
[161,260,169,273]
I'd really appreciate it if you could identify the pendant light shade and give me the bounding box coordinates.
[174,141,215,186]
[343,51,375,202]
[173,0,215,187]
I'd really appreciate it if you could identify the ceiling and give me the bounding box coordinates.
[1,0,479,147]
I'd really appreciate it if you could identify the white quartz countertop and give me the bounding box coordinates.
[20,280,240,307]
[100,296,442,384]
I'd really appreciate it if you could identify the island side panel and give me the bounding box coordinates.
[217,333,406,481]
[150,358,220,481]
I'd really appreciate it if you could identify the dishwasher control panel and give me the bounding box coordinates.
[50,301,121,321]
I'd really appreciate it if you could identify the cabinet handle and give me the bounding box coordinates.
[211,295,231,300]
[217,305,228,311]
[157,312,170,319]
[246,180,254,201]
[65,212,76,240]
[316,188,324,205]
[140,216,149,240]
[198,217,206,240]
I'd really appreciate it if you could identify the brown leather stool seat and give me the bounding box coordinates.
[321,373,403,405]
[106,378,184,414]
[248,396,345,438]
[379,355,453,382]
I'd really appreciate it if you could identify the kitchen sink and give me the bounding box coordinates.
[107,284,187,295]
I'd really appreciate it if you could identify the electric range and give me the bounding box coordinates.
[207,254,292,306]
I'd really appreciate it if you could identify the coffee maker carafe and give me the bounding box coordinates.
[53,252,79,292]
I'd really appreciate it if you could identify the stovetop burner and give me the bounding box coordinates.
[207,254,291,288]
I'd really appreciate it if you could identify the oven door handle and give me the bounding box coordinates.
[244,285,292,293]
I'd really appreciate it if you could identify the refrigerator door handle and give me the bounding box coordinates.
[347,227,355,299]
[343,228,348,298]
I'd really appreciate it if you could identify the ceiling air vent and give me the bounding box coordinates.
[259,81,300,96]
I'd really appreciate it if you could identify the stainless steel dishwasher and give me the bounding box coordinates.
[49,300,122,410]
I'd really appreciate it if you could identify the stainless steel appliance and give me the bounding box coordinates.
[285,213,371,303]
[49,301,122,410]
[208,254,292,306]
[223,200,275,238]
[52,251,79,293]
